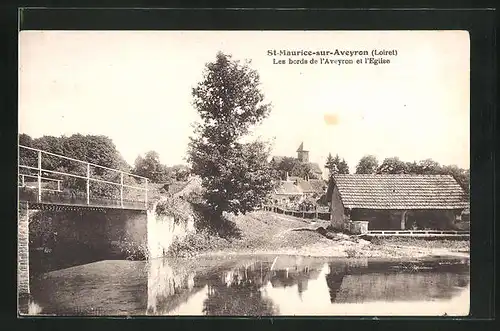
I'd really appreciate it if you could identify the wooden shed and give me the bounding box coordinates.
[327,174,469,231]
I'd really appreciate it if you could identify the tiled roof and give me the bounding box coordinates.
[296,179,314,193]
[274,181,303,195]
[309,179,328,193]
[333,174,469,210]
[296,179,327,193]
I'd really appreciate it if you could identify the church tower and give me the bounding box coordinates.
[296,142,309,162]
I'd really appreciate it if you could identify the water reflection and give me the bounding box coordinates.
[27,256,470,316]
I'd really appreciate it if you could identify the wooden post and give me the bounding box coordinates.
[400,210,407,230]
[37,150,42,203]
[86,163,90,205]
[120,172,124,208]
[57,180,61,192]
[21,174,25,187]
[145,178,148,209]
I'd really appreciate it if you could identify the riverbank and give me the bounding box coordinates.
[167,211,469,259]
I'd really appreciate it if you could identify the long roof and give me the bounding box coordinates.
[333,174,469,210]
[296,179,327,193]
[274,181,303,195]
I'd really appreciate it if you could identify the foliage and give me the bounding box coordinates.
[271,156,299,179]
[325,153,349,175]
[19,133,134,198]
[188,52,274,220]
[270,156,320,180]
[298,195,317,211]
[133,150,173,183]
[291,162,317,179]
[166,229,229,258]
[113,240,148,260]
[376,157,408,174]
[155,196,194,225]
[344,248,360,258]
[355,155,379,174]
[353,153,469,196]
[170,165,190,181]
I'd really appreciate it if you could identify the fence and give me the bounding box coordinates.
[18,145,149,210]
[366,230,470,238]
[262,205,330,221]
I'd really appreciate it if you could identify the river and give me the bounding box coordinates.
[25,255,469,316]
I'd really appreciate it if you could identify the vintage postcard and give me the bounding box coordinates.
[18,30,470,316]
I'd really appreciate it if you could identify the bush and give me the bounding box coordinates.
[345,248,359,258]
[166,229,227,258]
[114,240,148,260]
[155,196,194,225]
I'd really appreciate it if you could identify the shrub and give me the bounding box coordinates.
[155,196,194,225]
[345,248,359,258]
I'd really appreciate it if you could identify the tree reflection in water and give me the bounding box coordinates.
[146,258,199,315]
[203,265,279,316]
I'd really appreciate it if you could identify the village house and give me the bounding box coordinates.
[269,142,328,208]
[327,174,469,233]
[272,176,328,206]
[271,142,324,180]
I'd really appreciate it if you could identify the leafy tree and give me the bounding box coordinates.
[324,153,337,174]
[170,164,190,181]
[188,52,273,221]
[133,151,172,183]
[274,157,300,179]
[291,162,315,180]
[355,155,379,174]
[414,158,442,175]
[338,158,349,174]
[405,161,419,174]
[325,153,350,175]
[18,133,133,198]
[377,157,409,174]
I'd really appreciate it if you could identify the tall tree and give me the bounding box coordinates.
[355,155,379,174]
[276,157,301,179]
[325,153,349,175]
[291,162,315,180]
[338,158,350,174]
[18,133,132,198]
[415,158,442,175]
[377,157,409,174]
[324,153,337,175]
[133,150,172,183]
[188,52,273,221]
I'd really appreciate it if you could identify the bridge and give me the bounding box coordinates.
[18,145,149,211]
[18,145,152,303]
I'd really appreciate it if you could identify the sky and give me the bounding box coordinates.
[19,30,470,176]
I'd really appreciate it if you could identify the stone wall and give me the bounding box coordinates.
[28,208,148,275]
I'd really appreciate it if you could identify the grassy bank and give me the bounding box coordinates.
[167,210,470,259]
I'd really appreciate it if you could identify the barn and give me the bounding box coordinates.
[327,174,469,232]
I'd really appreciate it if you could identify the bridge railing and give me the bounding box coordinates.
[18,145,149,209]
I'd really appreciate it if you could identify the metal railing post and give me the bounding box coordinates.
[86,163,90,205]
[145,178,148,209]
[37,150,42,202]
[120,172,124,208]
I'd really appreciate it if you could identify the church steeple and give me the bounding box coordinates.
[296,142,309,162]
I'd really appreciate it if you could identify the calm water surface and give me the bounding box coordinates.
[27,255,470,316]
